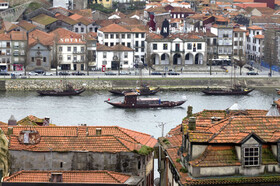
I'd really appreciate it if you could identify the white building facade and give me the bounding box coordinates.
[97,24,146,63]
[246,26,263,62]
[148,34,206,67]
[57,38,87,71]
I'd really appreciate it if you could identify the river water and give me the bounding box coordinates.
[0,88,277,138]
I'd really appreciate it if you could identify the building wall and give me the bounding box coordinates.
[9,150,146,176]
[27,44,51,71]
[96,50,134,69]
[57,44,86,70]
[191,144,207,160]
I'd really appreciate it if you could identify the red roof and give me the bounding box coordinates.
[5,126,157,153]
[99,24,131,33]
[3,170,131,183]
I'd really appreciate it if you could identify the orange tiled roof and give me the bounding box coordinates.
[5,126,157,153]
[0,33,10,41]
[248,25,263,30]
[3,170,131,183]
[10,31,27,41]
[69,13,83,20]
[254,34,264,39]
[189,146,240,167]
[99,24,131,33]
[28,29,54,46]
[17,20,37,31]
[55,14,77,25]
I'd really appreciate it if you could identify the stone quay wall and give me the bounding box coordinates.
[1,77,280,91]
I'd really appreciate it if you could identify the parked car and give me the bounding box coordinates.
[34,69,45,74]
[59,71,70,76]
[151,72,162,75]
[28,71,38,76]
[168,71,180,75]
[105,71,117,76]
[11,71,23,76]
[72,71,86,76]
[0,71,9,76]
[43,72,54,76]
[119,71,131,75]
[246,71,258,75]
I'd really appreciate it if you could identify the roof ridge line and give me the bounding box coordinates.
[113,136,133,152]
[208,117,233,143]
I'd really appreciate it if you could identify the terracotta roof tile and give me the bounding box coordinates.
[17,20,37,31]
[189,145,240,167]
[254,34,264,39]
[3,170,131,183]
[99,24,131,33]
[10,31,27,41]
[28,29,54,46]
[248,25,263,30]
[5,125,156,153]
[55,14,77,25]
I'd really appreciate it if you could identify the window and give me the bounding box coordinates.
[136,48,139,52]
[235,33,238,37]
[73,56,77,61]
[73,47,77,52]
[136,41,139,47]
[59,55,62,60]
[105,42,108,46]
[103,52,107,58]
[136,33,139,38]
[197,43,202,50]
[67,55,71,60]
[110,42,114,46]
[213,39,217,45]
[141,33,145,38]
[43,57,46,62]
[31,57,34,62]
[141,41,144,47]
[124,61,128,64]
[75,28,78,32]
[161,54,165,60]
[187,43,192,50]
[163,44,168,50]
[81,47,84,52]
[81,27,84,32]
[67,47,71,52]
[81,55,84,61]
[141,48,144,52]
[105,34,108,39]
[244,147,259,166]
[110,34,114,39]
[234,41,238,46]
[124,52,128,58]
[127,43,131,48]
[116,34,119,39]
[59,47,62,52]
[239,41,243,46]
[127,34,131,39]
[153,44,157,50]
[122,34,125,39]
[240,33,243,37]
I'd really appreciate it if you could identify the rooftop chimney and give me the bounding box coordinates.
[187,105,193,117]
[96,128,102,136]
[188,117,196,130]
[50,173,63,183]
[43,117,50,126]
[8,115,17,126]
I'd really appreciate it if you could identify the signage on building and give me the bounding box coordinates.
[160,19,169,38]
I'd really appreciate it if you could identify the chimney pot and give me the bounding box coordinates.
[187,105,193,117]
[96,128,102,136]
[8,115,17,126]
[188,117,196,130]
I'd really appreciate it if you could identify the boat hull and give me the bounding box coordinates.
[105,100,186,108]
[37,88,85,96]
[202,88,254,95]
[109,87,160,96]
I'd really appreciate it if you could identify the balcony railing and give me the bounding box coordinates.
[73,51,85,54]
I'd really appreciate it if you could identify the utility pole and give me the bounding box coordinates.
[156,122,167,137]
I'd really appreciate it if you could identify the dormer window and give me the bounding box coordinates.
[241,134,262,167]
[244,147,260,166]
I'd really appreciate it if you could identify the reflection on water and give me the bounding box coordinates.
[0,88,277,138]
